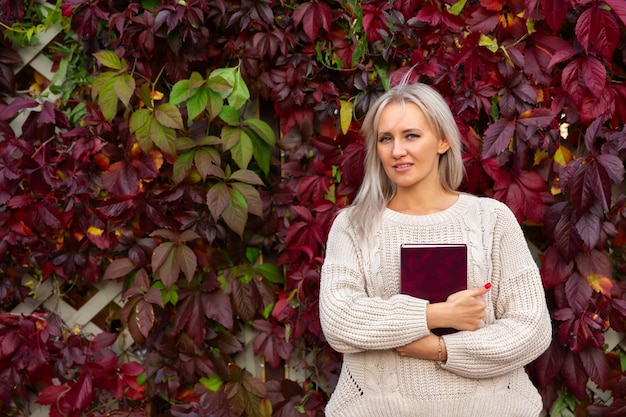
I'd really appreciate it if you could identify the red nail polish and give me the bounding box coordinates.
[484,282,491,290]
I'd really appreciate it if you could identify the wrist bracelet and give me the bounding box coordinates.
[437,336,443,362]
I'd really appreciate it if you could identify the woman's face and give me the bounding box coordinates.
[376,101,450,193]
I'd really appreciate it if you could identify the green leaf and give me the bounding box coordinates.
[254,263,284,284]
[206,88,224,121]
[219,105,240,126]
[129,108,153,153]
[194,148,222,180]
[206,182,230,221]
[93,50,125,71]
[97,78,119,121]
[199,135,222,146]
[173,150,195,184]
[208,67,236,96]
[176,136,196,151]
[244,119,275,145]
[228,68,250,109]
[449,0,467,15]
[230,130,253,169]
[246,246,260,263]
[149,117,177,156]
[155,103,184,129]
[222,125,241,151]
[200,374,223,392]
[231,182,263,217]
[339,99,353,135]
[189,71,206,89]
[114,74,136,109]
[375,64,390,91]
[228,169,264,185]
[223,188,249,237]
[91,72,115,101]
[250,135,271,175]
[187,86,209,122]
[170,79,192,105]
[479,34,499,53]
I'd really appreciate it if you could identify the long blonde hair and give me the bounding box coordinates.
[348,82,465,241]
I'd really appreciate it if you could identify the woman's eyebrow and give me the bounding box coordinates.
[377,128,422,137]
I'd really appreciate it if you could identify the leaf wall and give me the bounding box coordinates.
[1,0,626,416]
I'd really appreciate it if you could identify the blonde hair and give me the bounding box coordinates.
[348,82,465,241]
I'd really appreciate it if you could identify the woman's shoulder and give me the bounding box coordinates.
[329,207,357,232]
[464,193,514,215]
[466,194,521,232]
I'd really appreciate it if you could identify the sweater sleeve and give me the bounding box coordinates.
[441,201,552,378]
[319,210,431,353]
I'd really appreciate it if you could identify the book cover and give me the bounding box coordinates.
[400,243,468,335]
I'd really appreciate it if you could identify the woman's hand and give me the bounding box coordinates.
[426,283,491,332]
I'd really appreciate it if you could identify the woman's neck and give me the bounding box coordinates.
[387,188,459,216]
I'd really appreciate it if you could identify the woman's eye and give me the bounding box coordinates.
[407,133,419,139]
[378,136,391,143]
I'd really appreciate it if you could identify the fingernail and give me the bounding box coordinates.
[484,282,491,290]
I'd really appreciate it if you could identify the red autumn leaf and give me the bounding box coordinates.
[576,248,613,283]
[230,276,255,322]
[91,332,118,350]
[517,108,555,128]
[541,0,569,32]
[414,3,464,30]
[64,372,94,411]
[37,385,69,405]
[339,141,365,190]
[134,299,155,340]
[604,0,626,26]
[279,107,313,136]
[565,157,612,216]
[362,3,390,42]
[533,339,566,388]
[201,288,234,330]
[596,153,625,183]
[102,160,141,196]
[292,1,331,42]
[575,6,620,62]
[575,210,602,249]
[0,97,39,120]
[482,118,516,158]
[561,351,589,399]
[541,247,575,289]
[252,319,293,369]
[103,257,137,279]
[493,170,545,223]
[581,56,607,98]
[564,272,593,313]
[562,56,606,107]
[544,202,583,261]
[71,2,108,39]
[298,164,330,203]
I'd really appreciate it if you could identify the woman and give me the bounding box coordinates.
[319,82,552,416]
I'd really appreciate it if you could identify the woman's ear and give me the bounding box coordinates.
[438,137,451,154]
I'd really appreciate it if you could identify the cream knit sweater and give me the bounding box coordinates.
[319,193,552,417]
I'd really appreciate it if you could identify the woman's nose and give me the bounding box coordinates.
[392,140,407,158]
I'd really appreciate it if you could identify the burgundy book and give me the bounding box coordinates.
[400,243,468,336]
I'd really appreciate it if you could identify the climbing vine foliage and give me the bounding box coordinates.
[1,0,626,416]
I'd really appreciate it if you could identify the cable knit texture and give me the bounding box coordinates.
[319,193,552,417]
